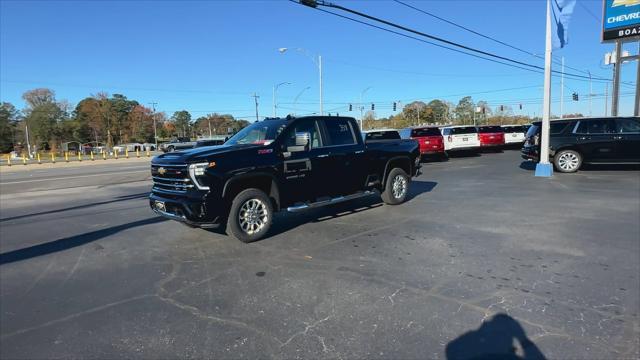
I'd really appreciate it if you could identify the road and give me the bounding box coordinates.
[1,150,638,359]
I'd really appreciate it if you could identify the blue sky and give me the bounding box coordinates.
[1,0,638,120]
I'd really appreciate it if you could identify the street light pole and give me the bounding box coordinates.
[279,48,323,115]
[360,86,372,129]
[272,82,291,118]
[148,102,158,149]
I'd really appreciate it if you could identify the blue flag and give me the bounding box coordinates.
[551,0,577,48]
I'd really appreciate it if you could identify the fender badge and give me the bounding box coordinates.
[158,167,167,175]
[258,149,273,154]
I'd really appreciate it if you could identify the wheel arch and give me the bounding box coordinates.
[222,172,281,211]
[382,156,412,188]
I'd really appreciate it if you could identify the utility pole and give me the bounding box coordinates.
[612,40,622,116]
[588,71,593,117]
[319,55,323,115]
[605,83,609,116]
[635,42,640,116]
[535,0,553,177]
[252,93,260,121]
[148,102,158,149]
[560,57,564,119]
[25,122,31,157]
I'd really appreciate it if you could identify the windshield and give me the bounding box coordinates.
[478,126,503,133]
[225,120,288,146]
[449,127,477,135]
[503,126,527,133]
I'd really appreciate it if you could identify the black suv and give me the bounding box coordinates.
[522,117,640,172]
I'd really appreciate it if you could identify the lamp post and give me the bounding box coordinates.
[279,48,323,115]
[272,82,291,117]
[293,86,311,115]
[360,86,372,129]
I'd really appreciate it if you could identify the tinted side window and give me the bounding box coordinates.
[616,118,640,133]
[550,122,569,134]
[284,119,322,149]
[324,119,356,146]
[575,119,616,134]
[442,128,450,135]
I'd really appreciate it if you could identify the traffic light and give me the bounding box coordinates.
[349,104,352,111]
[500,105,504,112]
[299,0,318,8]
[371,103,375,111]
[519,104,522,110]
[572,92,579,101]
[393,102,397,111]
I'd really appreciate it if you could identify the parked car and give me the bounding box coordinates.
[477,126,505,151]
[521,116,640,173]
[362,129,401,141]
[400,126,446,160]
[501,125,528,145]
[150,116,421,242]
[441,126,481,152]
[161,137,195,152]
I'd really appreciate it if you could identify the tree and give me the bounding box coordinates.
[427,99,448,124]
[171,110,192,138]
[22,88,55,109]
[21,88,67,151]
[0,102,20,152]
[454,96,475,125]
[402,101,431,125]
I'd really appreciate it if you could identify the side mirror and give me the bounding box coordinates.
[287,132,310,153]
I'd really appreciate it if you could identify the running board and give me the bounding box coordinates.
[287,191,376,213]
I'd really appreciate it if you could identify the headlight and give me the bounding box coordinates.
[188,163,210,190]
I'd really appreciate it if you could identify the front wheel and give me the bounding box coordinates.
[554,149,582,173]
[227,188,273,243]
[381,168,410,205]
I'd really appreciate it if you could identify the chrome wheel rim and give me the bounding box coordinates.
[558,152,579,171]
[392,174,407,199]
[238,199,268,235]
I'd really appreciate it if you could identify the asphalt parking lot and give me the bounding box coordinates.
[1,149,638,359]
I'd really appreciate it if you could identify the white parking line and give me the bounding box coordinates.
[0,170,149,185]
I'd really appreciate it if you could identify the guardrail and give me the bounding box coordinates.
[2,149,156,167]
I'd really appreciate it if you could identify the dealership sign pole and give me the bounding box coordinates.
[535,0,554,178]
[602,0,640,116]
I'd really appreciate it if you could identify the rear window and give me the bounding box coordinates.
[411,128,441,137]
[449,127,477,135]
[324,118,357,146]
[478,126,504,133]
[526,122,570,137]
[502,126,527,133]
[365,131,401,141]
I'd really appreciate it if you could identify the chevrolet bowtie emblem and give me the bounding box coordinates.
[612,0,640,7]
[158,167,167,175]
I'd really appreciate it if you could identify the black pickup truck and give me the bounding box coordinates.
[149,116,421,242]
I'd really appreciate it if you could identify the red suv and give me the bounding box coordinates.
[477,126,505,151]
[400,127,446,159]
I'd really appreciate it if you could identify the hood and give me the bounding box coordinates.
[152,143,265,165]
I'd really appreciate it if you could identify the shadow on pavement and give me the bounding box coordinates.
[0,217,166,265]
[447,151,481,158]
[519,161,536,171]
[0,193,149,222]
[445,313,546,360]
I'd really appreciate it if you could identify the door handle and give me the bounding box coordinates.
[612,135,624,140]
[578,136,591,141]
[317,154,329,158]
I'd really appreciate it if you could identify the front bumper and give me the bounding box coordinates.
[149,192,222,228]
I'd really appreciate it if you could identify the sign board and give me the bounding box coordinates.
[602,0,640,42]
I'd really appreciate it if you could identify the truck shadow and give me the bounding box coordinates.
[445,313,546,360]
[0,217,166,265]
[226,180,438,241]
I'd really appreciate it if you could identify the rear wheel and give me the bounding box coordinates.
[227,188,273,243]
[167,146,175,152]
[554,149,582,173]
[381,168,410,205]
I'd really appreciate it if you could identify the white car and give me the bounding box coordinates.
[501,125,527,144]
[441,126,480,151]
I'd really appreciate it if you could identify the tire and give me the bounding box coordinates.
[554,149,582,173]
[381,168,410,205]
[226,188,273,243]
[167,146,175,152]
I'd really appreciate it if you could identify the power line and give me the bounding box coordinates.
[298,0,612,82]
[392,0,599,77]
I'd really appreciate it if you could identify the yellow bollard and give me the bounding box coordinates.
[90,152,94,161]
[136,149,140,158]
[78,151,82,162]
[22,154,27,165]
[7,154,11,167]
[146,149,150,157]
[51,152,55,164]
[115,150,118,159]
[37,152,41,164]
[102,151,106,160]
[125,148,129,159]
[65,152,69,162]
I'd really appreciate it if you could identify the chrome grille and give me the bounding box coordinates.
[151,164,193,194]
